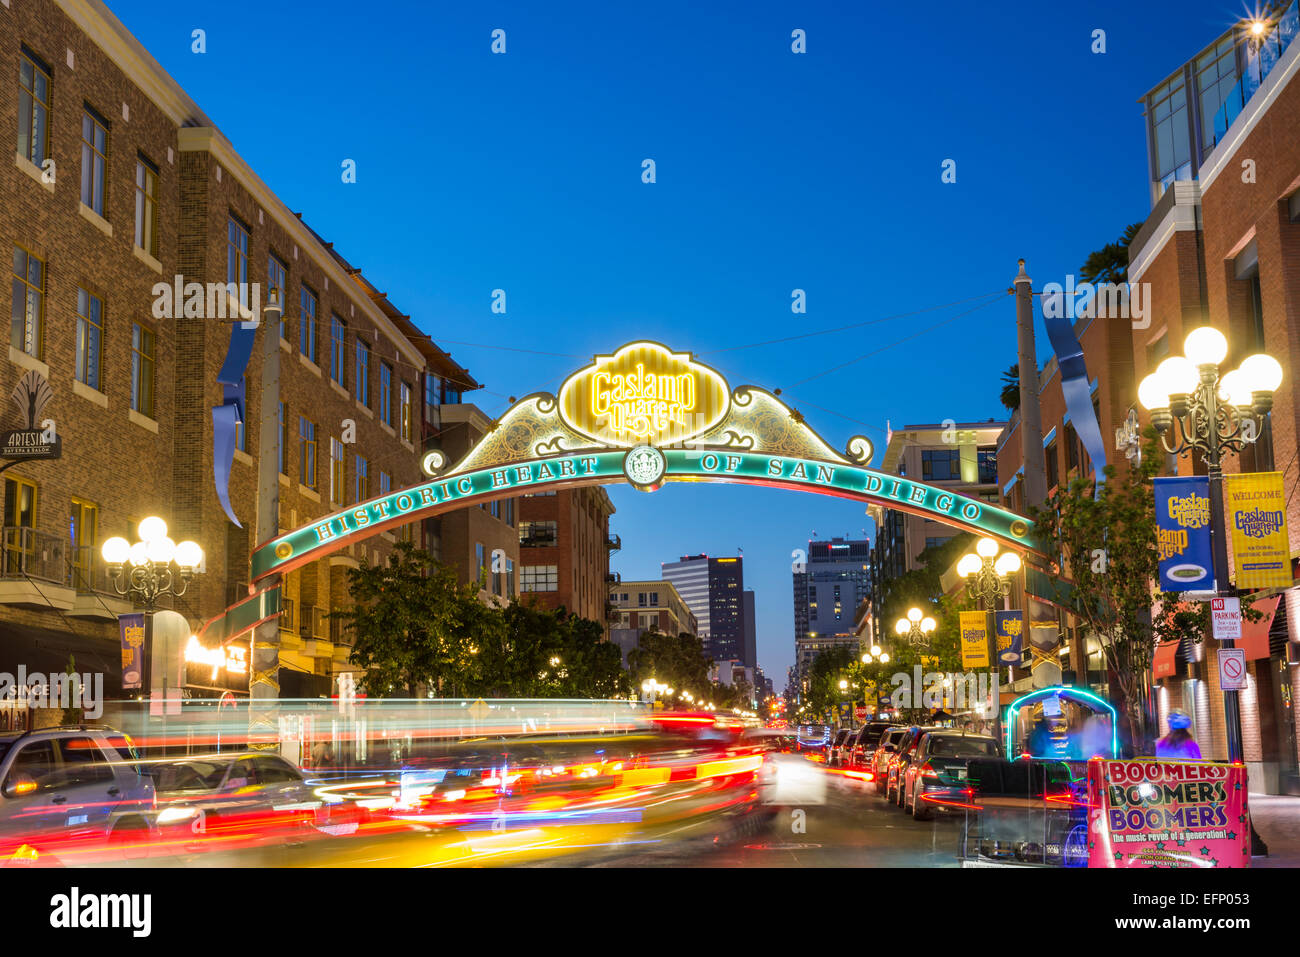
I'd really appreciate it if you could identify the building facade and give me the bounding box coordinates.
[0,0,479,706]
[1127,3,1300,792]
[608,579,698,666]
[793,537,871,680]
[661,553,746,664]
[517,487,617,629]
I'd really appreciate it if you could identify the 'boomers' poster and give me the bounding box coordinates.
[1086,759,1250,868]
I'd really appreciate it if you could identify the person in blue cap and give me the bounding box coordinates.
[1155,710,1202,760]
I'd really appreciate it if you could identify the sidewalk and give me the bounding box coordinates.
[1250,794,1300,867]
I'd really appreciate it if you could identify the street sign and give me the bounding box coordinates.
[1210,597,1242,641]
[1218,648,1247,691]
[468,698,489,722]
[854,706,867,721]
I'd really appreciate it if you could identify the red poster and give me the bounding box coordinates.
[1086,758,1250,868]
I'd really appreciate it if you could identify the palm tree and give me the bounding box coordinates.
[1079,222,1143,285]
[999,364,1019,411]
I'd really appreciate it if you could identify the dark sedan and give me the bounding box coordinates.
[902,731,1000,820]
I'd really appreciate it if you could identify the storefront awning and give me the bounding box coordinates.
[1152,639,1179,679]
[1240,595,1281,660]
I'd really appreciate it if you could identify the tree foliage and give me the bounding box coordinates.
[1078,222,1143,285]
[336,541,629,699]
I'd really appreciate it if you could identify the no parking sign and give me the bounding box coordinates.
[1217,648,1247,691]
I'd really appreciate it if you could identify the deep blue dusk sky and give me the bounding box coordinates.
[108,0,1249,687]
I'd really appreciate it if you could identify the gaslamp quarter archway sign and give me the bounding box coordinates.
[249,342,1036,584]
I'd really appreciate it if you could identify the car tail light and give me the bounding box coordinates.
[920,763,938,778]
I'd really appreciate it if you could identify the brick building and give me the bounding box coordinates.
[608,579,697,666]
[1126,4,1300,792]
[517,487,616,627]
[0,0,480,704]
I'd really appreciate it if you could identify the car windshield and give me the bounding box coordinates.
[148,760,231,792]
[929,736,998,758]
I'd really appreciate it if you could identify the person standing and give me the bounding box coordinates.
[1155,710,1202,760]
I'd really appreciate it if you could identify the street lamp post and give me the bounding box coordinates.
[1137,325,1282,766]
[958,537,1021,747]
[102,518,203,752]
[893,607,936,649]
[861,645,890,717]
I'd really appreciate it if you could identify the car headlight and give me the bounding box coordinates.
[156,805,199,824]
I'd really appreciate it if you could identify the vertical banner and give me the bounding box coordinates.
[1086,758,1250,868]
[993,610,1024,665]
[959,611,990,668]
[119,613,145,690]
[1225,472,1292,588]
[1153,476,1212,592]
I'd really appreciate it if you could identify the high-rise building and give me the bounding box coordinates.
[793,537,870,678]
[742,590,757,669]
[661,554,745,663]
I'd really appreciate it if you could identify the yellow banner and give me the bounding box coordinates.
[959,610,990,668]
[1225,472,1292,588]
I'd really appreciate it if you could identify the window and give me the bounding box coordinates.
[424,373,440,420]
[329,438,345,505]
[300,286,318,362]
[11,245,44,359]
[379,471,391,497]
[475,543,487,587]
[921,448,961,481]
[638,592,647,607]
[506,558,515,599]
[977,446,997,484]
[354,455,368,503]
[58,737,113,786]
[1195,36,1239,156]
[400,382,412,442]
[8,741,56,792]
[355,337,370,406]
[75,288,104,391]
[925,536,951,551]
[299,418,317,489]
[519,520,558,546]
[2,476,37,576]
[18,49,51,166]
[134,156,159,257]
[379,362,393,426]
[278,402,287,475]
[130,323,155,417]
[227,216,250,311]
[80,108,109,216]
[520,565,558,592]
[69,499,97,590]
[1045,440,1059,490]
[502,498,515,527]
[1149,75,1191,188]
[650,592,659,606]
[268,253,288,342]
[330,315,346,386]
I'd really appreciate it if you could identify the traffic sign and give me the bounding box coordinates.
[1210,597,1242,641]
[854,706,867,721]
[468,698,490,722]
[1218,648,1247,691]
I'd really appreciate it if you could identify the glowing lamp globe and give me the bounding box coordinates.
[1183,326,1228,367]
[101,536,130,566]
[879,653,890,664]
[994,551,1022,577]
[975,537,999,559]
[920,617,937,634]
[174,540,203,570]
[128,542,150,567]
[146,536,175,564]
[907,607,923,623]
[957,553,982,578]
[1156,356,1199,397]
[138,516,167,544]
[1217,370,1254,408]
[1137,373,1169,411]
[894,619,909,635]
[1238,354,1283,394]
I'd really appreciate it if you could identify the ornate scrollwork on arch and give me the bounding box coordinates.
[845,435,874,465]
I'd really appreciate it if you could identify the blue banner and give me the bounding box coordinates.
[994,610,1024,665]
[1154,475,1213,592]
[1041,294,1108,486]
[212,323,257,526]
[119,613,146,690]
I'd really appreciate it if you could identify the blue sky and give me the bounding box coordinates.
[110,0,1248,687]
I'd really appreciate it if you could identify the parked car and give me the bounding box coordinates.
[870,727,908,793]
[902,731,1000,820]
[846,721,894,772]
[827,729,854,767]
[884,726,940,805]
[0,725,154,865]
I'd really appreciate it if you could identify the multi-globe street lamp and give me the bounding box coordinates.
[957,537,1021,606]
[894,607,936,648]
[1137,325,1283,769]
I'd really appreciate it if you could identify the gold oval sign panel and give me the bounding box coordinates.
[557,342,730,448]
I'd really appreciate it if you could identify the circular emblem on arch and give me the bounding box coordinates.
[1010,519,1029,538]
[624,445,667,491]
[274,542,293,560]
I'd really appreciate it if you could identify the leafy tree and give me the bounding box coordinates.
[1078,222,1143,285]
[335,542,484,697]
[627,631,711,698]
[1028,432,1223,754]
[1000,364,1020,411]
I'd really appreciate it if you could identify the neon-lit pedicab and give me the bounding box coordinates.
[959,687,1120,868]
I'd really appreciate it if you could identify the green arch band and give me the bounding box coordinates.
[251,449,1036,583]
